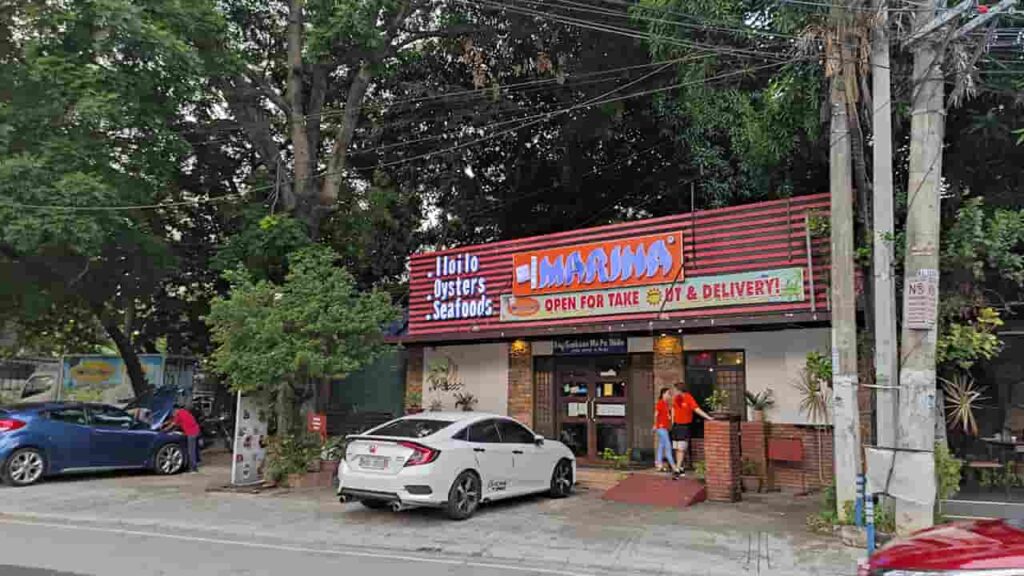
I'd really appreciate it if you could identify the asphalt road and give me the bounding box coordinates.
[0,518,601,576]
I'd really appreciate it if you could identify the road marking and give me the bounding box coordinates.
[0,518,598,576]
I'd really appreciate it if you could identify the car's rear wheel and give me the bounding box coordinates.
[446,471,481,520]
[3,448,45,486]
[154,443,185,475]
[549,459,573,498]
[360,499,389,510]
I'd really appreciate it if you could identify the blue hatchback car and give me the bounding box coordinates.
[0,387,189,486]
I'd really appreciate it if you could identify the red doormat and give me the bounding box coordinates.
[601,474,707,508]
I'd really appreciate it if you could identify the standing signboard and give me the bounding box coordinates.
[231,392,269,486]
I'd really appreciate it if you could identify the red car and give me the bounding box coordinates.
[862,519,1024,575]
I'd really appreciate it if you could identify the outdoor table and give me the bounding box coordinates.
[980,436,1024,499]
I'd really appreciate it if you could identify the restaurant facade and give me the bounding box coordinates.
[396,194,838,489]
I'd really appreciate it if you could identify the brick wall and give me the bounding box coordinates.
[507,341,533,427]
[704,419,741,502]
[692,422,835,492]
[404,346,424,411]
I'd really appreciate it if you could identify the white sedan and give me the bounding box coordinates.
[337,412,576,520]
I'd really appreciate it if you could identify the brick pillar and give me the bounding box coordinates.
[653,335,683,399]
[705,418,741,502]
[507,340,533,427]
[404,346,424,412]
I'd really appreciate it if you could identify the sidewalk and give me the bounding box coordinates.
[0,455,860,576]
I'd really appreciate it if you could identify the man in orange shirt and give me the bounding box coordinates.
[672,382,714,476]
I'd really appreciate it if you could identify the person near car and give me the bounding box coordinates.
[162,405,201,472]
[672,382,714,477]
[652,387,679,477]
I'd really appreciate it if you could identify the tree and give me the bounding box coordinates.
[207,245,399,432]
[0,0,214,395]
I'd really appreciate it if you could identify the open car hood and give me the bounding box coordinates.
[124,387,179,430]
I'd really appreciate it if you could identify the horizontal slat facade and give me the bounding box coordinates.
[408,194,831,337]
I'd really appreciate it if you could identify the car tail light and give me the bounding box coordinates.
[0,419,26,432]
[399,441,440,467]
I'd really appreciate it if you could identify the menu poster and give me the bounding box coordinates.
[231,392,269,486]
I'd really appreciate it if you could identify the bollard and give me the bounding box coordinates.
[866,494,876,556]
[855,474,865,528]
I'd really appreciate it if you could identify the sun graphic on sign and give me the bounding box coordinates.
[646,288,662,306]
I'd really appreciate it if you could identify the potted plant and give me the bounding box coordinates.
[454,391,478,412]
[740,458,762,493]
[706,389,731,418]
[405,390,423,414]
[428,398,444,412]
[745,389,775,422]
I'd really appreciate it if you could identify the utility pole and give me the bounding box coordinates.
[871,0,897,454]
[829,0,862,522]
[896,0,946,534]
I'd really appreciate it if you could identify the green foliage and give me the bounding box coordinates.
[806,482,839,532]
[937,307,1004,371]
[321,436,348,461]
[600,448,630,470]
[741,458,759,476]
[807,211,831,238]
[935,442,963,502]
[706,389,730,413]
[693,460,707,481]
[795,352,831,425]
[207,245,399,406]
[213,214,312,283]
[805,351,833,383]
[942,198,1024,284]
[636,0,825,203]
[266,434,322,484]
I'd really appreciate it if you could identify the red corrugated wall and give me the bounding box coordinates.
[408,194,830,337]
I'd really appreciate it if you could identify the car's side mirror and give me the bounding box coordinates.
[534,435,545,447]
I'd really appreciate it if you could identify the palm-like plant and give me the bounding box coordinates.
[795,369,831,425]
[940,372,989,437]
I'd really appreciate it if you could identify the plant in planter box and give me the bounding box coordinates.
[266,433,322,486]
[744,389,775,421]
[740,458,762,493]
[321,436,347,462]
[706,389,731,417]
[693,461,707,482]
[406,390,423,414]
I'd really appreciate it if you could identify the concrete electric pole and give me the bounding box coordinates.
[895,0,946,534]
[871,0,897,453]
[829,0,862,522]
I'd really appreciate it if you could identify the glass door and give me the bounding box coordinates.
[593,357,628,458]
[556,364,592,458]
[555,357,629,461]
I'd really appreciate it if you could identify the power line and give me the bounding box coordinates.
[459,0,800,62]
[542,0,803,41]
[0,58,803,212]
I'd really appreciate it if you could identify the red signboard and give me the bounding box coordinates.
[511,232,684,296]
[307,412,327,442]
[406,194,831,339]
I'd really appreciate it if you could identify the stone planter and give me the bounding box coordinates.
[740,475,762,493]
[752,409,766,422]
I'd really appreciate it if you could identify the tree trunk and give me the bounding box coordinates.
[287,0,313,202]
[320,63,374,211]
[96,308,150,399]
[277,379,295,436]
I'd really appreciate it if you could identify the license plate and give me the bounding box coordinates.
[359,455,388,470]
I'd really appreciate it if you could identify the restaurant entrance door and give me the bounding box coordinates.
[554,356,629,462]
